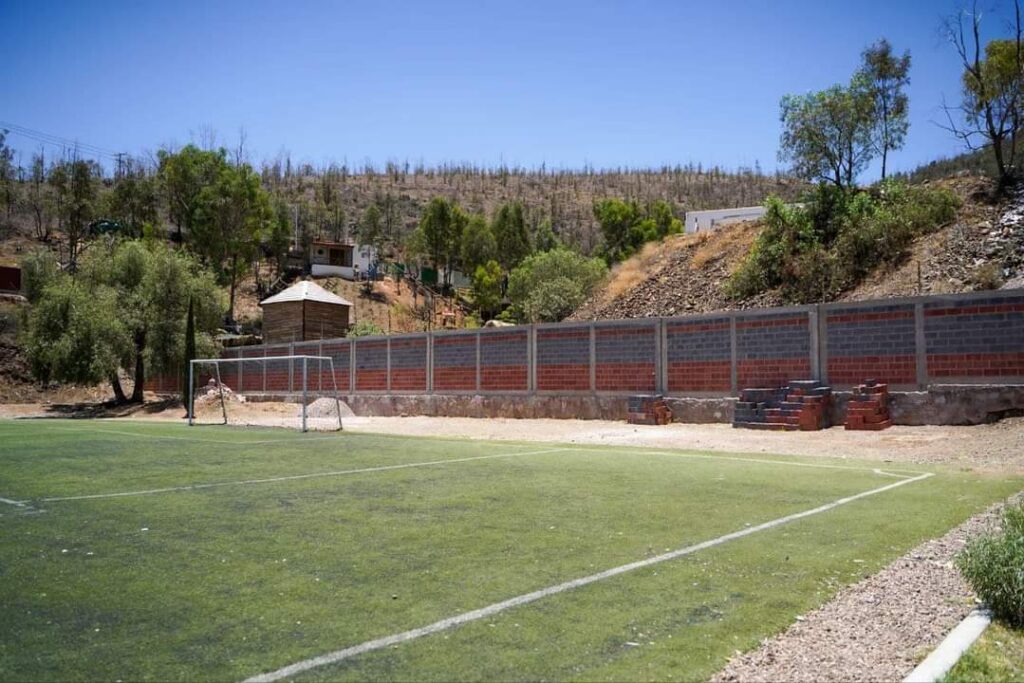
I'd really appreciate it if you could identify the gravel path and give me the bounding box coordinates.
[711,496,1019,683]
[2,405,1023,472]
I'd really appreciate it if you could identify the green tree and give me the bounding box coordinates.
[359,203,388,281]
[24,240,223,403]
[157,145,228,243]
[506,249,607,322]
[417,197,464,287]
[859,39,911,180]
[779,76,876,189]
[192,163,273,324]
[471,260,503,319]
[592,198,640,262]
[23,280,129,400]
[647,200,684,238]
[491,201,532,270]
[19,247,60,304]
[268,199,293,277]
[533,218,562,253]
[106,160,160,238]
[943,1,1024,189]
[182,296,196,412]
[0,130,15,228]
[48,158,100,272]
[460,214,498,273]
[25,152,51,241]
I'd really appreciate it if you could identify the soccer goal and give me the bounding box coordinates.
[187,355,345,432]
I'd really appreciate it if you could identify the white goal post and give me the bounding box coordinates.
[187,355,344,432]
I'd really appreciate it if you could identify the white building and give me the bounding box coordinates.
[309,241,378,279]
[683,206,768,234]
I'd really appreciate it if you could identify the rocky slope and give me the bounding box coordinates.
[573,176,1021,322]
[570,221,781,321]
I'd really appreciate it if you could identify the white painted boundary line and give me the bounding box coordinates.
[244,472,935,683]
[903,608,992,683]
[0,495,41,515]
[15,422,926,477]
[566,446,924,479]
[38,448,569,502]
[39,423,348,445]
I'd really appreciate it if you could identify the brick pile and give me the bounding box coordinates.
[845,379,892,430]
[627,394,672,425]
[733,380,832,431]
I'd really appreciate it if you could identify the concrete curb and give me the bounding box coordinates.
[902,608,992,683]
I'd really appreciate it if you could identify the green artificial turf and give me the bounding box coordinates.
[0,419,1019,681]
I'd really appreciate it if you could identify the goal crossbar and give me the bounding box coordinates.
[187,355,344,432]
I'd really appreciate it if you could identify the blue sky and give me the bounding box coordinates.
[0,0,1018,178]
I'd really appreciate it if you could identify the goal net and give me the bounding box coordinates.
[187,355,345,432]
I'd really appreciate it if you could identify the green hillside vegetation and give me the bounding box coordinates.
[726,181,960,303]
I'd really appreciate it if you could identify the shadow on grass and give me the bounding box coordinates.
[36,397,181,419]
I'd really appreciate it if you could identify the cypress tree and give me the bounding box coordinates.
[182,296,196,415]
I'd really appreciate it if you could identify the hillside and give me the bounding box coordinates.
[232,274,468,337]
[269,166,805,253]
[571,175,1020,321]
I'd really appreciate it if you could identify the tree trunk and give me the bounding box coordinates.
[130,331,146,403]
[227,255,239,327]
[110,374,128,404]
[881,147,888,181]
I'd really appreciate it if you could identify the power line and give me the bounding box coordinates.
[0,120,127,162]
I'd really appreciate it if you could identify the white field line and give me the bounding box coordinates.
[40,423,348,445]
[19,423,923,477]
[27,438,918,503]
[567,446,924,479]
[37,448,569,503]
[244,472,935,683]
[0,495,42,515]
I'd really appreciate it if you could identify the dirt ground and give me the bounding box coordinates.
[2,401,1022,473]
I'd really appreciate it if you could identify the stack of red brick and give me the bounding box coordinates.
[733,380,831,431]
[845,379,892,430]
[627,394,672,425]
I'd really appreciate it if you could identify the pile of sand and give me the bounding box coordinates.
[301,397,356,419]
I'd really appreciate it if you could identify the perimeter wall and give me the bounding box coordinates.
[147,289,1024,423]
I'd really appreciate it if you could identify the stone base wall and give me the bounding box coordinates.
[246,383,1024,426]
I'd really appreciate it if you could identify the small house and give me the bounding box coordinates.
[259,280,353,345]
[310,240,377,280]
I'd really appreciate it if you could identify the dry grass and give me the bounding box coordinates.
[690,220,761,271]
[594,235,696,307]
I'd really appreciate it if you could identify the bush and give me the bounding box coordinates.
[507,249,608,322]
[346,320,385,338]
[973,263,1005,290]
[957,502,1024,627]
[727,181,959,303]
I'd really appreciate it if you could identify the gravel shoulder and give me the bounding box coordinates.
[712,495,1021,683]
[2,404,1023,473]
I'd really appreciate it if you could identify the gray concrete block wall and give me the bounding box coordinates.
[202,288,1024,407]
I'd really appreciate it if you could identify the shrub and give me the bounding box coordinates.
[957,502,1024,627]
[727,181,959,303]
[346,320,385,338]
[507,249,608,322]
[973,263,1005,290]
